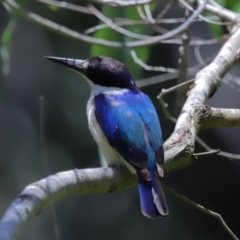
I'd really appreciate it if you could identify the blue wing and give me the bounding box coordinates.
[94,91,163,169]
[133,93,164,167]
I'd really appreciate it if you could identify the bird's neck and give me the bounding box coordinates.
[90,84,130,97]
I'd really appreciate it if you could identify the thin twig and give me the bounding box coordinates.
[131,49,216,73]
[91,0,155,7]
[223,73,240,92]
[175,7,191,115]
[157,78,195,97]
[155,2,173,19]
[39,96,61,240]
[88,4,149,40]
[159,38,220,46]
[196,136,240,160]
[136,72,179,88]
[37,0,92,15]
[136,5,147,20]
[131,50,178,73]
[39,96,49,175]
[208,0,240,21]
[83,12,220,46]
[3,0,123,47]
[3,0,207,48]
[143,4,155,23]
[194,44,207,67]
[198,0,240,22]
[193,149,220,157]
[157,78,195,122]
[180,0,233,26]
[162,184,239,240]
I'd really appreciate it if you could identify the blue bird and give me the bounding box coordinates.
[45,56,169,219]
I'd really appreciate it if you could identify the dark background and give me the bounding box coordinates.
[0,1,240,239]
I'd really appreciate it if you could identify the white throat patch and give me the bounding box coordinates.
[90,84,129,97]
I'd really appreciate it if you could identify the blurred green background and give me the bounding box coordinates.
[0,1,240,239]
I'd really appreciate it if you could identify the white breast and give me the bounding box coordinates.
[87,96,120,165]
[86,85,135,173]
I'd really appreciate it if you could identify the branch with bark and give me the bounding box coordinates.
[162,21,240,168]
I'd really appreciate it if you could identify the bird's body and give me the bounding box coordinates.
[45,56,169,219]
[87,86,135,171]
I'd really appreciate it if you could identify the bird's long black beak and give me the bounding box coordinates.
[44,56,86,73]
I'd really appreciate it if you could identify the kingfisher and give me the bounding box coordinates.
[44,56,168,219]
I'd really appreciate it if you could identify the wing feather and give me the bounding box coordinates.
[94,92,163,168]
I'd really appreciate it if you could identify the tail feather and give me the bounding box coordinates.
[137,171,168,219]
[151,172,168,216]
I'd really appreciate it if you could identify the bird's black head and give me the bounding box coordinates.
[44,56,139,92]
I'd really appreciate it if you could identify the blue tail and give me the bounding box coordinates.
[137,171,168,219]
[137,144,168,219]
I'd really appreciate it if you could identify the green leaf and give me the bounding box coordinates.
[0,19,16,75]
[16,0,29,7]
[48,5,60,11]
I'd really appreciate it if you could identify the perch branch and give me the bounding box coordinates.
[0,167,136,240]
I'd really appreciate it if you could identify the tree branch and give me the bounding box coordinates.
[198,0,240,22]
[202,107,240,129]
[0,167,136,240]
[2,0,208,48]
[90,0,157,7]
[162,23,240,169]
